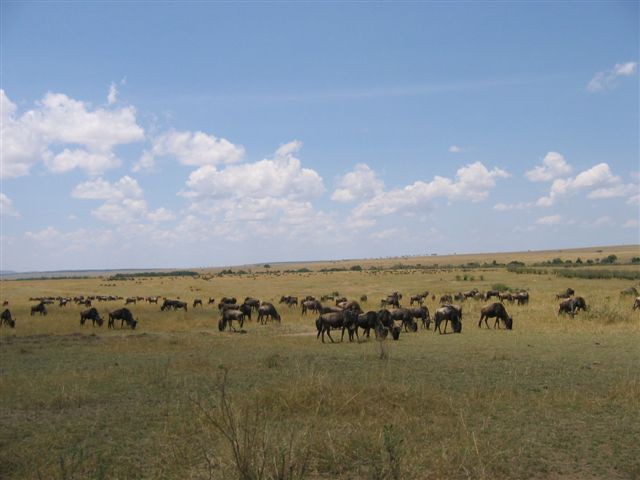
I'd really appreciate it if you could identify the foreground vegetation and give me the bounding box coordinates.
[1,246,639,479]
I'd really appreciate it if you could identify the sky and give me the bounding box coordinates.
[1,2,638,272]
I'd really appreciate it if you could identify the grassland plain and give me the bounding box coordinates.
[1,246,639,479]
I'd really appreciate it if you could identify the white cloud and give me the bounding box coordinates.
[536,163,622,206]
[351,161,509,220]
[331,163,384,202]
[448,145,464,153]
[147,207,176,223]
[72,176,143,200]
[107,82,118,105]
[0,193,19,217]
[183,140,324,200]
[136,130,244,171]
[623,219,639,229]
[525,152,572,182]
[587,61,638,92]
[536,214,562,226]
[588,183,638,199]
[1,89,144,178]
[627,194,640,206]
[493,202,533,211]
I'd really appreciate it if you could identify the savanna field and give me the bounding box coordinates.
[1,246,639,479]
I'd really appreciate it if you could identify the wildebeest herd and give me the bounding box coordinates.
[1,286,638,340]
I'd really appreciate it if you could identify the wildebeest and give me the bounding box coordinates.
[257,303,281,324]
[514,291,529,305]
[381,292,401,308]
[433,305,462,334]
[30,302,47,316]
[147,296,160,304]
[389,308,418,332]
[207,297,216,305]
[108,308,137,329]
[498,292,514,303]
[243,297,261,312]
[478,303,513,330]
[633,297,640,310]
[161,299,188,311]
[408,306,430,329]
[219,308,248,331]
[410,292,427,306]
[360,295,368,302]
[1,309,15,328]
[558,296,587,317]
[80,307,103,327]
[483,290,500,301]
[2,300,8,306]
[217,297,237,310]
[280,295,298,307]
[355,311,381,338]
[193,299,203,308]
[59,298,69,307]
[301,300,322,315]
[555,288,575,300]
[621,287,639,296]
[125,297,137,305]
[316,309,358,343]
[439,294,453,304]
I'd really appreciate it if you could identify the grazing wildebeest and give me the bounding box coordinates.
[243,297,261,312]
[381,292,401,308]
[125,297,137,305]
[433,305,462,334]
[207,297,216,305]
[301,300,322,315]
[463,289,479,299]
[360,295,368,302]
[621,287,639,296]
[555,288,575,300]
[478,303,513,330]
[280,296,298,307]
[633,297,640,311]
[80,307,103,327]
[389,308,418,332]
[161,299,188,311]
[514,291,529,305]
[257,303,281,324]
[558,296,587,317]
[499,292,514,303]
[316,309,358,343]
[108,308,137,329]
[439,294,453,304]
[218,297,237,310]
[408,306,430,329]
[355,311,380,338]
[193,299,203,308]
[219,308,247,331]
[59,298,69,307]
[30,302,47,316]
[483,290,500,301]
[1,309,16,328]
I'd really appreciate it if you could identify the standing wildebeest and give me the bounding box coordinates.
[483,290,500,301]
[381,292,401,308]
[147,296,160,304]
[433,305,462,334]
[280,296,298,307]
[161,299,188,311]
[301,300,322,315]
[410,293,427,306]
[30,302,47,316]
[355,311,380,338]
[193,299,203,308]
[316,309,358,343]
[558,296,587,317]
[219,308,248,331]
[243,297,261,312]
[80,307,103,327]
[218,297,237,310]
[408,306,430,329]
[108,308,137,329]
[207,297,216,305]
[633,297,640,310]
[59,298,69,307]
[389,308,418,332]
[555,288,575,300]
[514,291,529,305]
[478,303,513,330]
[621,287,639,296]
[125,297,137,305]
[1,309,16,328]
[257,303,281,324]
[499,292,514,303]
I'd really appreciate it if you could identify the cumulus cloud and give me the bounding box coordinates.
[72,175,144,200]
[1,89,144,177]
[351,161,509,220]
[536,163,622,207]
[331,163,384,202]
[525,152,572,182]
[183,140,324,200]
[136,130,245,171]
[493,202,533,211]
[536,214,562,226]
[0,193,19,217]
[587,61,638,92]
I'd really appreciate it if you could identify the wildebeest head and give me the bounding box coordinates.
[504,316,513,330]
[391,325,401,340]
[130,319,138,330]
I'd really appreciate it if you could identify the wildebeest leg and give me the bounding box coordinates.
[326,327,336,343]
[478,315,484,328]
[443,319,449,334]
[494,317,500,329]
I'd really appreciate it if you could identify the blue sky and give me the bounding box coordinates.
[1,2,638,271]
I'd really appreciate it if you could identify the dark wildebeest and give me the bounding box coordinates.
[408,306,430,329]
[389,308,418,332]
[478,303,513,330]
[80,307,103,327]
[463,289,479,299]
[125,297,137,305]
[161,299,188,311]
[439,294,453,304]
[59,298,69,307]
[2,300,8,306]
[147,296,160,304]
[355,311,380,338]
[555,288,575,300]
[108,308,137,329]
[243,297,261,312]
[280,296,298,307]
[207,297,215,305]
[342,300,362,313]
[360,295,368,302]
[219,308,247,331]
[633,297,640,311]
[433,305,462,334]
[483,290,500,301]
[558,296,587,317]
[410,294,425,306]
[514,291,529,305]
[217,297,237,310]
[316,309,358,343]
[621,287,639,296]
[30,302,47,316]
[301,300,322,315]
[334,296,348,305]
[257,303,281,324]
[381,293,401,308]
[1,309,16,328]
[193,299,203,308]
